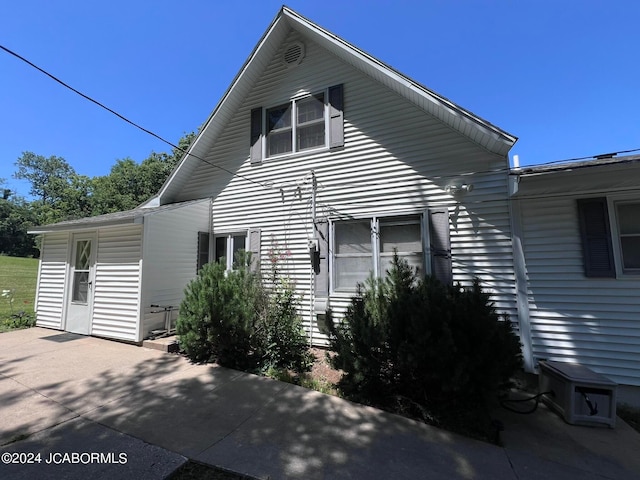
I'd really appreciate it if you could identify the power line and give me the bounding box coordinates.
[0,44,266,189]
[3,45,639,197]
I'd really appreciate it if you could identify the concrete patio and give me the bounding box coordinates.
[1,327,639,479]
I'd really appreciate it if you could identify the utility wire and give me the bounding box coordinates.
[3,44,639,194]
[531,148,640,167]
[0,44,266,189]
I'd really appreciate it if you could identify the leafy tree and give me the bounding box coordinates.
[91,132,196,213]
[0,195,38,257]
[13,152,75,206]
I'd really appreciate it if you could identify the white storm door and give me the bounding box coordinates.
[65,234,96,335]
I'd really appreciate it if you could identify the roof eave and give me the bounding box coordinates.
[158,6,517,204]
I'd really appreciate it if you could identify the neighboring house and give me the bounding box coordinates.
[30,8,520,353]
[510,154,640,402]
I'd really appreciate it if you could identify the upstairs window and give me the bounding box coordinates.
[250,84,344,165]
[266,93,326,158]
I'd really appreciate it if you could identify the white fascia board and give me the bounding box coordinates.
[158,12,288,205]
[282,7,517,152]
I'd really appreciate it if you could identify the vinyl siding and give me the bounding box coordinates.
[517,193,640,386]
[170,30,517,346]
[140,200,210,338]
[35,232,69,329]
[91,225,142,341]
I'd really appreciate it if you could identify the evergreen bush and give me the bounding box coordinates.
[328,255,522,415]
[176,246,312,375]
[176,258,267,370]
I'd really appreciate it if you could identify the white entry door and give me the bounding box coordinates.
[65,234,96,335]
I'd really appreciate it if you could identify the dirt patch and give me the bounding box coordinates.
[309,347,342,385]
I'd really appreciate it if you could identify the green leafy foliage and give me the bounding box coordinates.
[4,311,36,329]
[6,132,196,256]
[262,277,313,374]
[328,255,523,416]
[0,198,38,256]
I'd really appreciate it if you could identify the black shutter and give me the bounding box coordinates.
[314,219,330,296]
[577,198,615,278]
[429,208,452,285]
[248,228,261,272]
[250,107,263,165]
[328,84,344,148]
[197,232,209,272]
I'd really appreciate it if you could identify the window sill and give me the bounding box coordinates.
[330,290,359,299]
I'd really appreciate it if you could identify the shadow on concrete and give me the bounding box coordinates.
[0,328,513,479]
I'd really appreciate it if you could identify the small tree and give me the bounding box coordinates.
[328,255,522,414]
[176,257,267,370]
[176,246,312,375]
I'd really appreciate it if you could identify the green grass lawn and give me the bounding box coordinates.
[0,255,39,320]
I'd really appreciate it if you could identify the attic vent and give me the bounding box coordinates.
[282,42,305,68]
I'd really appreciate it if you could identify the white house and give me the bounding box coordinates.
[510,154,640,403]
[30,8,520,355]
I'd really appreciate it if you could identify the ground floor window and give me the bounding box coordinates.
[215,233,247,271]
[332,215,424,291]
[615,201,640,273]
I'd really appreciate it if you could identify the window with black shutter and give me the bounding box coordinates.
[577,198,615,278]
[249,84,344,163]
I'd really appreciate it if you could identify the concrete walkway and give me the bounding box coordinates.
[0,328,639,479]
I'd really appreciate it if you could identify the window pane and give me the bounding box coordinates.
[379,253,423,277]
[621,237,640,270]
[297,123,325,150]
[380,222,422,253]
[232,235,246,268]
[215,236,227,264]
[297,122,324,150]
[335,222,371,254]
[335,257,372,290]
[267,104,292,130]
[268,131,292,156]
[72,271,89,303]
[75,240,91,270]
[617,203,640,235]
[297,94,324,124]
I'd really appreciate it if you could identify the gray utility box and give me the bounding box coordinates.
[539,360,617,428]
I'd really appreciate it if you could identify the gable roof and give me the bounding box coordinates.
[152,6,517,206]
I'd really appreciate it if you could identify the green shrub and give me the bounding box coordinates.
[176,259,267,370]
[176,249,312,375]
[262,277,313,374]
[3,310,36,329]
[328,255,522,414]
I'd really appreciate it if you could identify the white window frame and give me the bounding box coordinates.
[610,198,640,276]
[264,90,329,159]
[214,231,248,272]
[330,213,427,293]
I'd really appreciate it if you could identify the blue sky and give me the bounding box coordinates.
[1,1,639,198]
